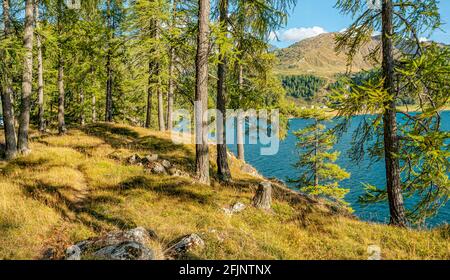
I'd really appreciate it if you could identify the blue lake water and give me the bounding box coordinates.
[228,111,449,227]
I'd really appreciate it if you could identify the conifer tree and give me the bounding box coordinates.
[290,109,350,204]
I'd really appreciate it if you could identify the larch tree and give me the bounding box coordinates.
[195,0,211,185]
[35,0,45,132]
[166,0,178,131]
[1,0,17,159]
[216,0,232,182]
[334,0,448,226]
[105,0,113,122]
[17,0,35,153]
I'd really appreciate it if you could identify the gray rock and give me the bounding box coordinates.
[152,162,166,174]
[142,154,158,164]
[165,234,205,257]
[161,159,171,169]
[127,154,141,165]
[231,202,246,213]
[65,245,81,260]
[223,202,246,215]
[93,241,155,260]
[65,227,156,260]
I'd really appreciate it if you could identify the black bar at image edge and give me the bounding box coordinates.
[0,261,448,279]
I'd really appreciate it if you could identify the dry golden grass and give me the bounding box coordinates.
[0,123,448,260]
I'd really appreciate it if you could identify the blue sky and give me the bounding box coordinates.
[270,0,450,48]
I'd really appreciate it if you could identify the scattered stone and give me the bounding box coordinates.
[93,241,155,260]
[253,181,272,210]
[367,245,382,260]
[142,154,158,164]
[128,154,141,165]
[231,202,246,213]
[65,227,157,260]
[161,159,171,169]
[165,234,205,257]
[222,202,246,215]
[152,162,166,174]
[65,245,82,260]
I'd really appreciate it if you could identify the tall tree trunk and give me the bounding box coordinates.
[236,64,245,161]
[17,0,35,154]
[1,0,17,159]
[381,0,407,227]
[145,16,159,129]
[216,0,231,182]
[36,2,45,133]
[92,94,97,123]
[154,20,165,132]
[166,0,177,131]
[167,47,175,131]
[157,88,165,131]
[105,0,113,122]
[194,0,211,185]
[80,88,85,126]
[57,58,66,134]
[145,68,152,128]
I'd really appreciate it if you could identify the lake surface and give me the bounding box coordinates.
[228,111,450,227]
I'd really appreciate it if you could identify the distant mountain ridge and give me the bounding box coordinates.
[274,32,381,78]
[274,32,447,79]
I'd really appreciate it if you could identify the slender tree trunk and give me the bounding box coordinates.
[36,2,45,133]
[157,88,165,131]
[1,0,17,159]
[216,0,231,182]
[145,16,159,129]
[167,47,175,131]
[57,58,66,134]
[154,21,165,132]
[105,0,113,122]
[195,0,211,185]
[381,0,407,227]
[166,0,177,131]
[145,69,153,128]
[17,0,35,154]
[236,64,245,161]
[314,119,319,187]
[80,88,85,126]
[92,94,97,123]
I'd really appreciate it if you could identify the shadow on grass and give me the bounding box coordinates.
[82,123,195,171]
[19,172,214,235]
[21,180,137,232]
[118,176,213,205]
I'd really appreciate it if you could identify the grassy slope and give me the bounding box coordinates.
[274,33,379,78]
[0,123,448,260]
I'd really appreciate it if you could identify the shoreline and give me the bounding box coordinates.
[288,106,450,119]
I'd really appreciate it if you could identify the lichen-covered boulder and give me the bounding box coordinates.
[165,234,205,258]
[65,227,157,260]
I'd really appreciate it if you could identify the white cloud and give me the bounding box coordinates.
[271,26,328,43]
[419,37,429,42]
